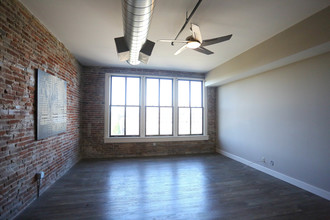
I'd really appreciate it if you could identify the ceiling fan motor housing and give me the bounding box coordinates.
[186,35,199,43]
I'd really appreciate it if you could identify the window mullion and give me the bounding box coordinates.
[202,81,204,135]
[141,76,145,137]
[173,78,178,136]
[124,77,127,136]
[158,79,160,135]
[106,75,111,137]
[203,81,207,136]
[189,81,192,135]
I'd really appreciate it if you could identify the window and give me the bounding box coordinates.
[110,76,140,136]
[178,80,203,135]
[105,74,208,143]
[146,78,173,136]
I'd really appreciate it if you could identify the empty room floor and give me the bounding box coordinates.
[17,154,330,219]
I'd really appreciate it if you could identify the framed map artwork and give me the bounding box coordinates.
[37,69,67,140]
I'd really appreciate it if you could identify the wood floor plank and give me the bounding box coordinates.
[16,154,330,220]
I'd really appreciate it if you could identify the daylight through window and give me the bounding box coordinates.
[110,76,140,136]
[106,74,207,142]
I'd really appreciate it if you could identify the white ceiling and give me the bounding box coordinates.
[20,0,329,73]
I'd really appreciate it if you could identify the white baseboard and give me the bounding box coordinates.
[216,148,330,201]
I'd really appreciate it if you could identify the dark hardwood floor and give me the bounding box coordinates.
[16,154,330,220]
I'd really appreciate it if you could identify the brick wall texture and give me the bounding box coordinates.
[0,0,81,219]
[81,67,216,158]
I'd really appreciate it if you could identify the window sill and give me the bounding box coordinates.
[104,135,209,143]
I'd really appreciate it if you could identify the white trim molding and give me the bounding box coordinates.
[217,148,330,201]
[104,73,208,143]
[105,135,209,143]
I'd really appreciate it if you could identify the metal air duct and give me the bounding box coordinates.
[115,0,155,65]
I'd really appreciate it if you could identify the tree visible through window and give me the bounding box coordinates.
[146,78,173,136]
[178,80,203,135]
[108,75,204,139]
[110,76,140,136]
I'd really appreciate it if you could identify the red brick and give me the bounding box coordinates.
[81,67,216,159]
[0,0,81,219]
[1,114,15,119]
[5,79,14,85]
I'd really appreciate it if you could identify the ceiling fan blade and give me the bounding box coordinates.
[174,44,188,55]
[193,46,214,55]
[158,39,188,43]
[191,24,202,43]
[201,34,232,46]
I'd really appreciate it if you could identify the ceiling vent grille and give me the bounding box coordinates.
[115,0,155,65]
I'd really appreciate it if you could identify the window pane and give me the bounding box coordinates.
[111,77,125,105]
[127,77,140,106]
[146,107,159,135]
[191,108,203,134]
[110,106,125,136]
[191,81,202,107]
[146,78,159,106]
[178,108,190,135]
[160,79,172,106]
[126,107,139,135]
[178,80,189,107]
[160,107,172,135]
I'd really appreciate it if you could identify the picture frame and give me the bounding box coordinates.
[36,69,67,140]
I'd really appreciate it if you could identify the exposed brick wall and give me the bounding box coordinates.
[0,0,81,219]
[81,67,216,158]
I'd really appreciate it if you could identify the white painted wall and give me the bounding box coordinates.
[217,52,330,195]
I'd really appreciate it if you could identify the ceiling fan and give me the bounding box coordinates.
[159,24,232,55]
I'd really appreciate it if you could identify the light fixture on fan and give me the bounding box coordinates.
[159,23,232,55]
[186,41,201,49]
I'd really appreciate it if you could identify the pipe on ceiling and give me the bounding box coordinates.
[119,0,155,65]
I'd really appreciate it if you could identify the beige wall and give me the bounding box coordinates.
[206,7,330,87]
[217,52,330,194]
[207,6,330,199]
